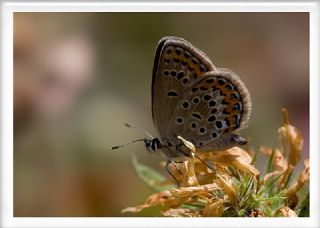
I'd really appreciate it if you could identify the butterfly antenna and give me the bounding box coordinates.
[110,138,145,150]
[124,123,154,139]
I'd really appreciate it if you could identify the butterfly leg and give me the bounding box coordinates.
[174,143,216,177]
[194,154,216,174]
[165,159,184,187]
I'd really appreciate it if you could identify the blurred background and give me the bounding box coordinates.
[14,13,309,216]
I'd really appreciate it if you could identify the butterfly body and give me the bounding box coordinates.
[150,36,251,160]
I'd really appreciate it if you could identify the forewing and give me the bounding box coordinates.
[151,36,216,140]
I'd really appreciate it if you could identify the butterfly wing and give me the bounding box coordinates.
[168,69,251,152]
[152,36,216,144]
[151,36,251,157]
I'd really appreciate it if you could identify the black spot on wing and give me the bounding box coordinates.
[167,91,178,97]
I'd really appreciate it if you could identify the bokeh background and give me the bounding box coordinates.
[14,13,309,216]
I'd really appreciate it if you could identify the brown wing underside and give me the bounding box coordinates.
[151,36,216,139]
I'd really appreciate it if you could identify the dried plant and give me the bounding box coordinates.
[122,109,309,217]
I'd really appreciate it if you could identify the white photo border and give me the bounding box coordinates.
[1,1,319,227]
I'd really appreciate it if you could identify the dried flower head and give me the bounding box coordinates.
[203,198,224,217]
[122,109,309,217]
[275,206,298,217]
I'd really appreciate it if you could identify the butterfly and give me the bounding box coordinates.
[112,36,251,184]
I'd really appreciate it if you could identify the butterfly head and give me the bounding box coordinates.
[110,123,163,154]
[144,137,162,153]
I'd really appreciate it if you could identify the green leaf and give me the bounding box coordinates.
[122,205,167,217]
[282,169,293,189]
[255,196,287,202]
[296,186,310,217]
[257,173,283,197]
[250,149,258,165]
[181,203,205,210]
[266,148,275,173]
[237,208,246,217]
[131,154,175,192]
